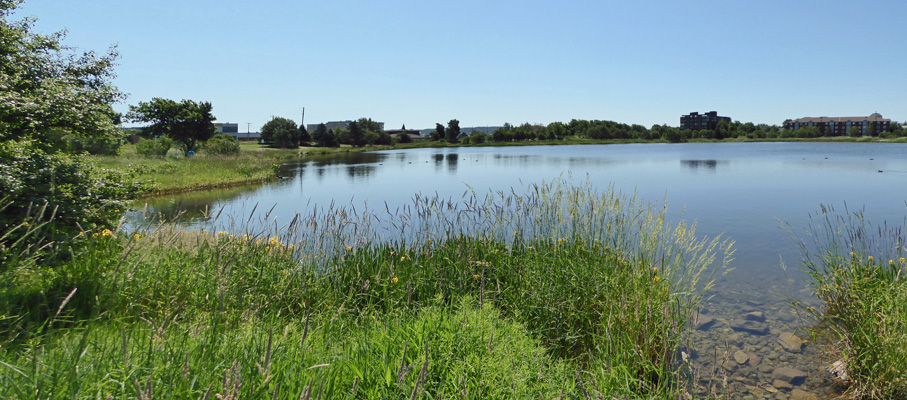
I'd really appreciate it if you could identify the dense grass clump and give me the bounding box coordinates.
[0,179,732,398]
[790,206,907,399]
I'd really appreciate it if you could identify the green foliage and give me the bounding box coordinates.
[298,123,310,145]
[432,123,444,141]
[127,98,216,155]
[203,133,240,155]
[0,141,139,262]
[0,2,123,148]
[348,120,365,147]
[134,137,173,157]
[0,180,730,398]
[468,131,486,144]
[57,132,123,155]
[446,119,460,143]
[396,132,412,143]
[789,206,907,399]
[312,123,338,147]
[260,117,299,148]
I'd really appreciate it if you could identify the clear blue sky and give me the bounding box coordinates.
[14,0,907,132]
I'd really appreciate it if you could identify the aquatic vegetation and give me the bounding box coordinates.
[0,179,732,398]
[789,205,907,399]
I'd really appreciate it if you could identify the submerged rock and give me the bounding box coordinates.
[733,350,749,365]
[772,366,807,386]
[744,311,766,322]
[790,388,819,400]
[772,379,793,390]
[730,319,769,335]
[692,313,715,330]
[778,332,805,353]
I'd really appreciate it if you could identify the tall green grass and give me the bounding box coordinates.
[788,205,907,399]
[1,179,732,398]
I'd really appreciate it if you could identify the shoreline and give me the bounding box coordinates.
[115,136,907,198]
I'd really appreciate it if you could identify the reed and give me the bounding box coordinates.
[0,179,732,398]
[788,205,907,399]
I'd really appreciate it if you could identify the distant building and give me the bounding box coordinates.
[215,122,260,140]
[784,113,891,136]
[306,120,385,133]
[680,111,730,131]
[214,122,239,135]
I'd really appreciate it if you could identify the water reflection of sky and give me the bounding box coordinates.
[134,142,907,291]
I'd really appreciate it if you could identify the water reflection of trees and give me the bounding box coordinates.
[346,165,377,180]
[446,153,458,173]
[131,184,260,224]
[681,160,727,170]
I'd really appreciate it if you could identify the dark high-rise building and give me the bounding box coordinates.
[680,111,730,131]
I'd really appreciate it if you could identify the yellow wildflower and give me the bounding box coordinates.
[101,229,113,237]
[391,276,399,284]
[133,233,142,240]
[851,251,857,258]
[400,256,406,262]
[473,274,480,279]
[346,245,352,251]
[900,257,906,264]
[653,276,661,283]
[868,255,874,262]
[890,260,896,266]
[557,238,564,244]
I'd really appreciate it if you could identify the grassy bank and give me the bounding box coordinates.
[789,206,907,399]
[0,180,732,398]
[92,136,907,196]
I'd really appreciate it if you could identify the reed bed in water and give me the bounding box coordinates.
[0,179,732,398]
[788,205,907,399]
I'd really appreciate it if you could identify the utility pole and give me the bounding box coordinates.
[301,107,305,128]
[246,123,251,140]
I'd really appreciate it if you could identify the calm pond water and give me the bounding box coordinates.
[134,142,907,397]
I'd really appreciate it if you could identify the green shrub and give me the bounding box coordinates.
[62,134,123,155]
[203,134,240,155]
[396,132,412,143]
[469,131,486,144]
[0,141,139,260]
[134,137,173,157]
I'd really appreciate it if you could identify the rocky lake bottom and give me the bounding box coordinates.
[689,276,842,400]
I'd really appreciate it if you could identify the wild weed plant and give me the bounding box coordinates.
[0,179,732,398]
[788,205,907,399]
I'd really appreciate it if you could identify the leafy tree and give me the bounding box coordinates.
[357,117,383,133]
[348,120,365,147]
[128,98,216,155]
[260,117,299,148]
[312,123,338,147]
[446,119,460,143]
[432,123,444,141]
[0,3,123,148]
[1,2,139,260]
[848,126,861,137]
[298,123,311,145]
[396,132,412,143]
